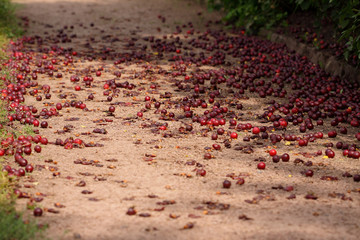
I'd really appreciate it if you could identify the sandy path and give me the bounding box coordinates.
[10,0,360,239]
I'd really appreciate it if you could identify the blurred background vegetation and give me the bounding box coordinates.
[207,0,360,67]
[0,0,23,38]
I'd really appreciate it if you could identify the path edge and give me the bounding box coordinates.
[258,28,360,83]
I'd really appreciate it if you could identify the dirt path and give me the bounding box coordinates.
[10,0,360,239]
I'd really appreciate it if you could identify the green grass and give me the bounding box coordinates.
[0,54,41,239]
[0,33,9,60]
[0,76,45,240]
[0,1,47,239]
[0,170,46,240]
[0,0,23,38]
[0,211,42,240]
[0,101,8,124]
[21,124,35,136]
[0,168,15,211]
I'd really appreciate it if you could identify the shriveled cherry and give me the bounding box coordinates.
[197,169,206,176]
[236,178,245,185]
[126,207,137,215]
[212,144,221,150]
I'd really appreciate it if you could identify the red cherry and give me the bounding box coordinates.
[305,169,314,177]
[279,120,288,127]
[326,149,335,158]
[355,133,360,141]
[197,169,206,176]
[34,145,41,153]
[252,127,260,134]
[25,164,34,173]
[298,139,307,146]
[40,138,48,145]
[269,149,277,156]
[257,162,266,170]
[230,132,238,139]
[126,207,137,215]
[222,180,231,188]
[229,119,237,126]
[212,144,221,150]
[236,178,245,185]
[211,133,218,140]
[40,121,48,128]
[33,207,43,217]
[56,103,62,110]
[315,132,323,139]
[328,131,337,138]
[33,120,39,127]
[217,128,225,135]
[18,168,26,176]
[109,106,115,113]
[281,153,290,162]
[272,155,280,163]
[64,142,73,149]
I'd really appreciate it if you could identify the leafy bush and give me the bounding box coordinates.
[293,0,359,64]
[0,0,23,37]
[208,0,290,34]
[208,0,360,66]
[340,7,360,63]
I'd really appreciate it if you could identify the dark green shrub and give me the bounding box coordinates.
[0,0,23,37]
[208,0,360,66]
[294,0,359,64]
[208,0,290,34]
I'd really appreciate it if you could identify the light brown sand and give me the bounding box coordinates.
[11,1,360,239]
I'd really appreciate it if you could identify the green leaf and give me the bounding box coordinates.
[339,19,349,29]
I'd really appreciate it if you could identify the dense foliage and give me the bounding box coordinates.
[0,0,23,38]
[208,0,360,66]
